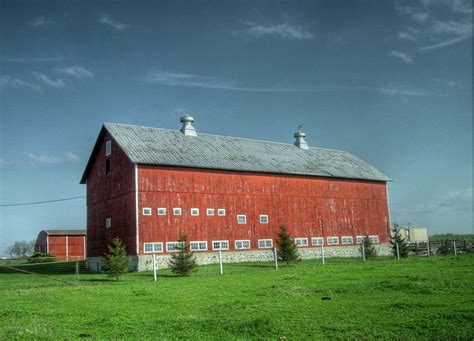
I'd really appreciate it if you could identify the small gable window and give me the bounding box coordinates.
[106,140,112,157]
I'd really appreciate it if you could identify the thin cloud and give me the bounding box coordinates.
[0,158,16,167]
[390,50,414,64]
[380,83,428,96]
[25,152,80,165]
[0,56,64,63]
[394,3,430,22]
[99,14,128,31]
[418,34,472,51]
[432,20,472,35]
[413,187,472,213]
[32,72,66,89]
[56,66,94,79]
[235,21,313,40]
[28,16,49,28]
[397,27,419,41]
[0,75,40,91]
[144,70,427,96]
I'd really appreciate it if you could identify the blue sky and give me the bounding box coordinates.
[0,0,472,255]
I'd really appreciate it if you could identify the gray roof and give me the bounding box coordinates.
[83,122,390,182]
[43,230,86,236]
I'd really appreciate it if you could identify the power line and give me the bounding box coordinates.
[0,196,85,207]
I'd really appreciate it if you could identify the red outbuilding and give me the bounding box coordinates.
[35,230,87,260]
[80,115,392,271]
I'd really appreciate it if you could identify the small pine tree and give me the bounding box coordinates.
[276,224,300,264]
[359,235,377,259]
[168,233,197,276]
[101,237,129,281]
[390,228,409,258]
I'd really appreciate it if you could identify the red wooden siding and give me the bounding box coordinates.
[34,234,86,260]
[86,131,137,257]
[137,166,390,254]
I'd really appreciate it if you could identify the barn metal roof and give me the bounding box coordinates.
[82,122,391,183]
[43,230,86,236]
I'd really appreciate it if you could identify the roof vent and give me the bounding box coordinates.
[294,126,309,150]
[180,113,197,136]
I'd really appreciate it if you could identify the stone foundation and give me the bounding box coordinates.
[86,244,391,272]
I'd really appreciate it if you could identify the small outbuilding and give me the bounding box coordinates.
[35,230,87,260]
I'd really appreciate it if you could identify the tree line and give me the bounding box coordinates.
[5,240,36,259]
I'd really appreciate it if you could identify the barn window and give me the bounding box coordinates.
[144,242,163,253]
[237,215,246,224]
[142,208,152,216]
[173,208,182,216]
[258,239,273,248]
[356,236,365,244]
[217,209,226,216]
[105,217,112,229]
[259,215,268,224]
[190,241,207,251]
[105,159,111,175]
[206,208,215,216]
[157,208,166,216]
[235,240,250,250]
[311,237,324,246]
[341,236,353,245]
[166,241,183,252]
[327,237,339,245]
[212,240,229,250]
[369,235,380,244]
[106,140,111,156]
[295,238,308,247]
[191,208,199,216]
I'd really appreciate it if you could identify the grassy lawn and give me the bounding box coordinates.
[0,255,473,340]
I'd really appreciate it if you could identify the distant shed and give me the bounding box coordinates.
[35,230,87,260]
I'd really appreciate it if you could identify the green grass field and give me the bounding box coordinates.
[1,255,473,340]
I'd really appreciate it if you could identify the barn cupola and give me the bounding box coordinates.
[180,113,197,136]
[294,126,309,150]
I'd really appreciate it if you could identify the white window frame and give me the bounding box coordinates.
[157,208,166,216]
[190,241,208,251]
[212,240,229,250]
[237,215,247,224]
[258,239,273,249]
[217,208,226,216]
[143,242,163,253]
[190,208,200,216]
[356,236,365,244]
[106,140,111,156]
[311,237,324,246]
[234,240,251,250]
[173,208,182,216]
[105,217,112,229]
[295,238,308,247]
[369,235,380,244]
[259,215,269,224]
[142,207,152,216]
[327,236,339,245]
[206,208,215,216]
[166,241,183,252]
[341,236,353,245]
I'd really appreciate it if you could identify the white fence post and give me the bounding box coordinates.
[218,250,223,275]
[273,247,278,270]
[396,243,400,260]
[321,245,325,265]
[152,253,157,282]
[427,241,430,257]
[362,243,366,261]
[453,241,457,256]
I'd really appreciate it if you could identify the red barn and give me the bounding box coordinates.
[81,116,392,271]
[35,230,87,260]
